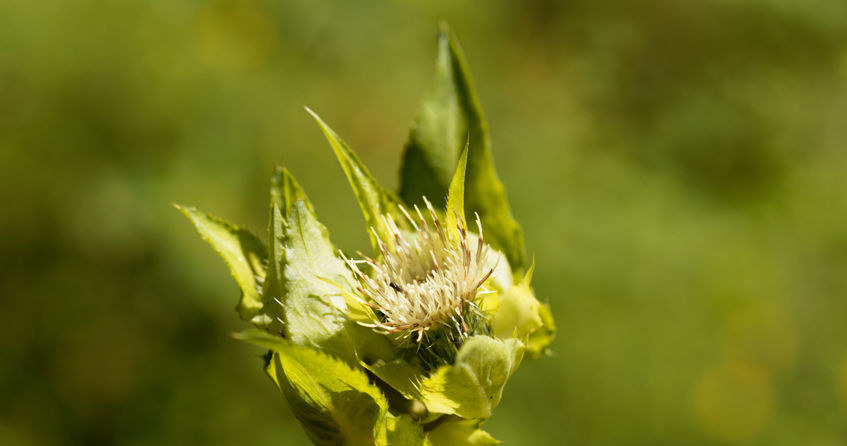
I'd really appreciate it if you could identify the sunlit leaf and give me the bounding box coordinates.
[445,141,469,236]
[279,199,398,365]
[175,204,266,321]
[261,166,310,333]
[306,107,407,255]
[280,199,355,362]
[260,201,285,332]
[361,356,424,401]
[491,277,543,341]
[238,330,387,446]
[427,418,499,446]
[399,25,526,272]
[271,164,315,218]
[375,414,431,446]
[419,335,524,419]
[527,301,556,359]
[400,26,465,205]
[491,264,555,358]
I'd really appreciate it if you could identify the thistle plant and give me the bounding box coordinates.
[177,26,555,445]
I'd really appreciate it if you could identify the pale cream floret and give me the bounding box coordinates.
[342,199,504,342]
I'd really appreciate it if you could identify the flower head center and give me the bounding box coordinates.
[343,199,496,345]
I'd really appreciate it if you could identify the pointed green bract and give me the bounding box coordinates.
[175,204,267,321]
[238,330,387,446]
[262,202,286,332]
[401,29,465,205]
[446,142,469,235]
[427,418,499,446]
[400,26,526,272]
[306,107,406,255]
[272,165,315,219]
[360,356,424,401]
[375,414,431,446]
[278,200,398,365]
[419,336,524,419]
[264,167,316,333]
[280,200,356,362]
[262,167,305,333]
[491,278,543,340]
[527,302,556,358]
[491,264,556,358]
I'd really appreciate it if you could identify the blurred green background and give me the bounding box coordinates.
[2,0,847,444]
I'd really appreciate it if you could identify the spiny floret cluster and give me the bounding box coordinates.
[342,199,496,345]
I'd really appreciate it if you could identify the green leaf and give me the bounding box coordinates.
[271,164,315,219]
[491,264,556,359]
[264,167,395,362]
[278,199,398,365]
[400,26,466,205]
[445,141,469,236]
[262,166,307,333]
[490,266,541,339]
[419,336,524,419]
[260,201,285,332]
[361,356,425,401]
[376,414,430,446]
[238,330,387,446]
[427,418,499,446]
[399,25,526,272]
[527,301,556,359]
[175,204,267,321]
[306,107,407,255]
[280,199,356,362]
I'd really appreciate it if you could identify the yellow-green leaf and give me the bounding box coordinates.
[361,356,424,402]
[375,414,430,446]
[428,418,499,446]
[419,336,524,419]
[271,165,314,219]
[280,200,355,362]
[175,204,266,321]
[445,141,469,236]
[261,201,285,332]
[491,264,555,359]
[278,200,397,365]
[262,166,310,333]
[399,25,526,272]
[400,26,466,206]
[238,330,387,446]
[527,301,556,359]
[306,107,406,255]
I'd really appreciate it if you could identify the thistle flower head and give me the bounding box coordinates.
[342,198,497,365]
[179,26,557,445]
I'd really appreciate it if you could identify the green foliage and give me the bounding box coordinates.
[279,200,355,362]
[271,165,315,219]
[491,264,555,358]
[400,26,527,273]
[178,25,550,446]
[307,108,408,256]
[527,301,556,359]
[262,167,305,334]
[446,142,469,236]
[419,336,524,419]
[428,418,499,446]
[175,205,267,323]
[376,415,431,446]
[360,356,424,402]
[237,330,387,446]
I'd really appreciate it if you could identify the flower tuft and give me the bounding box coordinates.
[342,198,497,366]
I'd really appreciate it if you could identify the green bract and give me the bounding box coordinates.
[178,25,554,445]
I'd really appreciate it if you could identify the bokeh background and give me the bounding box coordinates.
[2,0,847,444]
